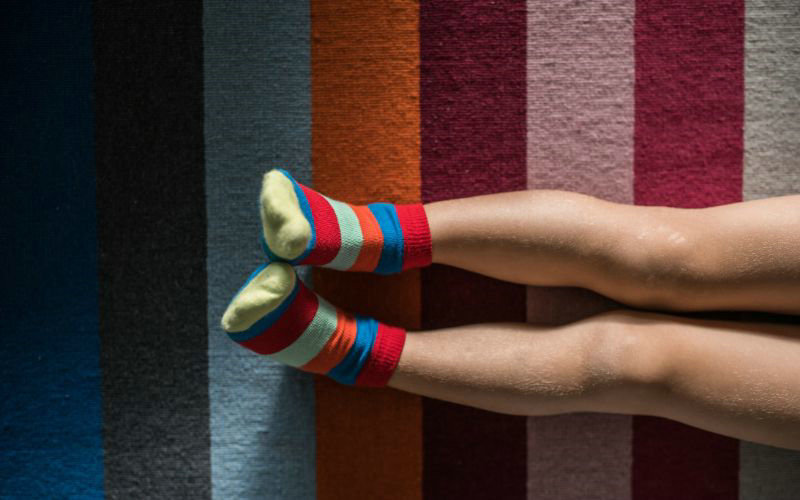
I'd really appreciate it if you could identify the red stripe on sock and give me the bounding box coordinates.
[240,282,319,355]
[298,183,341,266]
[395,204,432,271]
[354,323,406,387]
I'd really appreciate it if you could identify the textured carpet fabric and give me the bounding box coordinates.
[1,0,798,498]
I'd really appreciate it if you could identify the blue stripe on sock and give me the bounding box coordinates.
[276,168,316,264]
[260,233,280,262]
[368,203,405,274]
[226,275,300,342]
[234,262,269,295]
[327,316,378,385]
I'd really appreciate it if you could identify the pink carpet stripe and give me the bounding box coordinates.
[298,183,340,266]
[633,0,744,498]
[525,1,635,498]
[528,414,633,500]
[527,0,634,204]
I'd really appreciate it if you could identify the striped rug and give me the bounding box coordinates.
[1,0,799,498]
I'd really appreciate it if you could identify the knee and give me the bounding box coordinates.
[582,311,676,410]
[619,217,715,310]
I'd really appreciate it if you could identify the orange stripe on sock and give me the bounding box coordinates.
[301,309,357,374]
[348,204,383,272]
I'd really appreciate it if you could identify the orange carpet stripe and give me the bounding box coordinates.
[311,0,422,498]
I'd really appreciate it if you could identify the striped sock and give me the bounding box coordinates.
[259,168,432,274]
[221,262,406,387]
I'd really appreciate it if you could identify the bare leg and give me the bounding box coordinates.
[427,192,800,314]
[388,310,800,450]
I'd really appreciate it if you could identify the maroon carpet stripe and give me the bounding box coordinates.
[633,0,744,498]
[420,1,528,498]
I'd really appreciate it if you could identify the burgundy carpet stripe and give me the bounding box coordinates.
[634,0,745,208]
[633,0,744,498]
[420,1,528,498]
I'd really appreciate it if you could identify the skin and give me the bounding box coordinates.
[385,192,800,450]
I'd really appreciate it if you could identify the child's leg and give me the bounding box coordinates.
[388,310,800,450]
[427,192,800,314]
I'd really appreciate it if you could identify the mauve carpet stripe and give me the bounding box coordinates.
[94,2,210,498]
[739,1,800,497]
[525,1,635,498]
[420,1,528,498]
[311,1,423,499]
[0,2,103,496]
[633,0,744,498]
[203,1,316,498]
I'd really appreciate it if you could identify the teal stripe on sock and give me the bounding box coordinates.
[271,296,338,367]
[323,197,363,270]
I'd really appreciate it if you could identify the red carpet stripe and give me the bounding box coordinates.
[633,0,744,498]
[420,1,528,498]
[311,1,423,498]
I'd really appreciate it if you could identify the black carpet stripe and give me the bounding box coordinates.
[94,2,210,497]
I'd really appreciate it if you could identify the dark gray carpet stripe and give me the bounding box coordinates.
[203,1,316,497]
[94,2,210,498]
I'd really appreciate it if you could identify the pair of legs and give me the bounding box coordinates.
[390,192,800,450]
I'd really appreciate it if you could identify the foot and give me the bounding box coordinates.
[221,261,296,333]
[258,168,433,274]
[221,262,407,386]
[259,169,311,261]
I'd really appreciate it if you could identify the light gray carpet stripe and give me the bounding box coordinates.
[204,2,315,498]
[743,0,800,199]
[740,1,800,498]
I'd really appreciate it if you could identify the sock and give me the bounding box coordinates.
[259,168,432,274]
[221,262,406,387]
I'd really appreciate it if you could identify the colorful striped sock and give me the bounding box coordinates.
[221,262,406,387]
[259,168,432,274]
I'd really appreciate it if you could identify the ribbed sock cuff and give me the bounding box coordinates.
[354,323,407,387]
[395,203,432,271]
